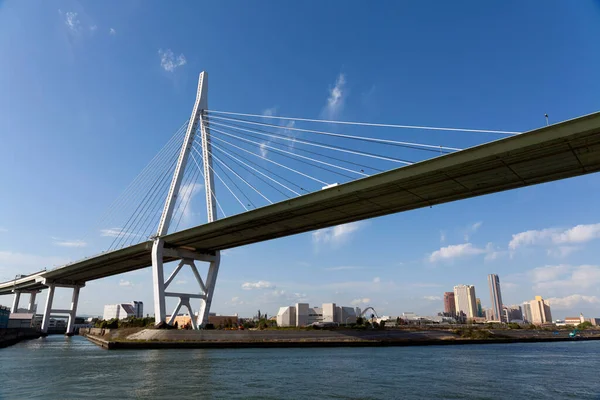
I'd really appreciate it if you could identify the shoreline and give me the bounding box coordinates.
[80,328,600,350]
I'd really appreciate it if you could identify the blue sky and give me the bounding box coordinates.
[1,1,600,319]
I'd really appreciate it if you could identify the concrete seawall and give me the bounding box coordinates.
[0,328,41,348]
[81,328,600,350]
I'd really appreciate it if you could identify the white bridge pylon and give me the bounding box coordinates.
[151,71,220,329]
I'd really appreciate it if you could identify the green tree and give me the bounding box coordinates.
[577,321,593,330]
[356,317,364,326]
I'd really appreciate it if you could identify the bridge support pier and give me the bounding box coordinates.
[11,291,20,313]
[40,281,84,336]
[10,290,41,313]
[152,241,220,329]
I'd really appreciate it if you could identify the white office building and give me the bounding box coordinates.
[454,285,477,319]
[277,303,361,327]
[103,301,144,320]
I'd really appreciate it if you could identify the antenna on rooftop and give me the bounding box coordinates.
[545,113,549,126]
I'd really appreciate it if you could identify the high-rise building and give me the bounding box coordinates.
[503,305,523,322]
[476,298,484,317]
[522,302,532,323]
[530,296,552,325]
[443,292,456,315]
[488,274,504,322]
[454,285,477,319]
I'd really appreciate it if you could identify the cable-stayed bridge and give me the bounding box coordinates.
[2,71,600,335]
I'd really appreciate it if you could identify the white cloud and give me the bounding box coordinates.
[546,294,600,310]
[351,298,370,306]
[464,221,483,241]
[119,279,133,287]
[373,277,381,284]
[89,25,97,32]
[259,142,268,157]
[109,28,116,35]
[100,227,140,239]
[325,266,362,271]
[547,246,580,258]
[429,243,486,262]
[440,231,446,243]
[312,222,362,246]
[323,73,346,118]
[262,107,277,117]
[0,251,70,281]
[242,280,275,290]
[509,223,600,250]
[64,11,81,33]
[423,296,441,301]
[175,280,187,285]
[52,238,87,248]
[158,49,186,72]
[531,264,600,293]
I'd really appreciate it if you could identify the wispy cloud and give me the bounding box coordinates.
[322,73,347,119]
[423,295,441,301]
[312,222,362,246]
[63,11,81,33]
[52,237,87,248]
[119,279,133,287]
[0,227,7,233]
[109,28,116,36]
[158,49,187,72]
[464,221,483,241]
[351,297,370,306]
[100,228,140,239]
[175,280,187,285]
[531,264,600,293]
[325,266,362,271]
[509,223,600,251]
[242,280,275,290]
[89,25,97,32]
[373,277,381,284]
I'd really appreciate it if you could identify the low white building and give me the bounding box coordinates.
[277,303,360,327]
[103,301,143,320]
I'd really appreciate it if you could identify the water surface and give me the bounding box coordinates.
[1,335,598,399]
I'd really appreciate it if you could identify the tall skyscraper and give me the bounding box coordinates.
[444,292,456,315]
[530,296,552,324]
[454,285,477,319]
[522,302,532,323]
[476,298,483,317]
[488,274,504,322]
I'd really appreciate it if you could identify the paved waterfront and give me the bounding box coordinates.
[1,335,599,399]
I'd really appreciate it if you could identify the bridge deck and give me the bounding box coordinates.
[2,111,600,294]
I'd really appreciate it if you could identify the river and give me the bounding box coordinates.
[1,335,598,399]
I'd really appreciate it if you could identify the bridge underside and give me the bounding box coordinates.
[2,111,600,295]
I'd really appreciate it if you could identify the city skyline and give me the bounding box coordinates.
[1,2,600,319]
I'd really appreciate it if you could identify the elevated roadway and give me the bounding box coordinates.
[2,111,600,295]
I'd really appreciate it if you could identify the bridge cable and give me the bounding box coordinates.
[206,121,385,172]
[205,119,414,164]
[209,128,369,177]
[209,151,273,204]
[209,130,357,181]
[204,110,519,135]
[188,151,228,219]
[210,142,300,196]
[206,115,461,153]
[205,136,315,192]
[208,144,291,199]
[191,146,249,212]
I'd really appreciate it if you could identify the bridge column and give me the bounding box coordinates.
[27,291,40,313]
[65,286,80,336]
[11,291,21,313]
[151,238,167,325]
[41,284,55,334]
[197,254,220,327]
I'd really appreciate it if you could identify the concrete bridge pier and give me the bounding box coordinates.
[40,280,85,336]
[11,289,41,313]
